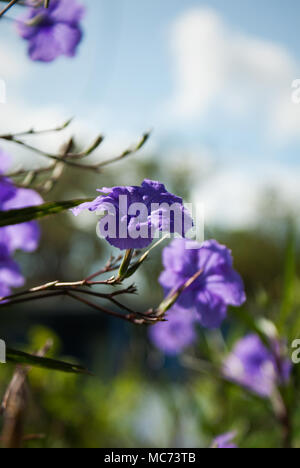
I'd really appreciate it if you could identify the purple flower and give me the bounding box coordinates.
[0,244,24,298]
[17,0,85,62]
[0,149,11,174]
[0,177,16,205]
[0,151,43,296]
[159,239,246,329]
[212,432,237,449]
[0,185,43,254]
[150,307,197,355]
[223,334,292,397]
[72,179,193,250]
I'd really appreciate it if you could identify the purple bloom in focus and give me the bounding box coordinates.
[150,307,197,355]
[17,0,85,62]
[159,239,246,329]
[223,334,292,397]
[212,432,237,449]
[72,180,193,250]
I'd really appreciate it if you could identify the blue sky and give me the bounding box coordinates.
[1,0,300,227]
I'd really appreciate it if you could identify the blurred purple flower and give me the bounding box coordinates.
[159,239,246,329]
[149,307,197,355]
[0,151,43,296]
[0,177,43,255]
[223,334,292,397]
[72,179,192,250]
[0,176,16,205]
[17,0,85,62]
[0,244,24,298]
[0,149,11,174]
[212,432,237,449]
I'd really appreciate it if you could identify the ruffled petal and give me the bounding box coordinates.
[149,307,197,355]
[2,222,40,253]
[71,196,105,216]
[0,178,16,204]
[222,334,292,397]
[205,269,246,307]
[1,187,42,253]
[73,181,192,251]
[49,0,85,24]
[50,23,82,57]
[16,8,40,40]
[3,187,43,211]
[197,240,234,275]
[27,25,72,62]
[105,234,152,251]
[196,290,227,328]
[161,239,199,276]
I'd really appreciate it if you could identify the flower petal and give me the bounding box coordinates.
[0,178,16,205]
[2,222,40,253]
[3,187,43,211]
[71,197,104,216]
[196,290,227,328]
[149,307,197,355]
[205,269,246,306]
[27,24,81,62]
[50,0,85,24]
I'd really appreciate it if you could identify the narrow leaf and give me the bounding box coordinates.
[0,198,92,227]
[6,348,92,375]
[118,249,134,279]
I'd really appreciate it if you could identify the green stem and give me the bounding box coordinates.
[118,249,134,280]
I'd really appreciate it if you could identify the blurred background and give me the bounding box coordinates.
[0,0,300,448]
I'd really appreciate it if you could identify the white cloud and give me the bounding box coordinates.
[168,8,300,142]
[169,9,226,118]
[0,48,27,80]
[193,163,300,229]
[0,99,151,176]
[0,100,70,169]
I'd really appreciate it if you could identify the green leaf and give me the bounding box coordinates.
[6,348,92,375]
[0,198,92,227]
[118,249,134,280]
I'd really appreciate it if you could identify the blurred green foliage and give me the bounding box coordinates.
[0,321,299,448]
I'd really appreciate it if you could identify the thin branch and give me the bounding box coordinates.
[0,119,73,140]
[73,288,152,320]
[1,125,150,188]
[0,291,66,308]
[0,0,20,19]
[66,291,150,325]
[84,255,123,282]
[96,132,150,169]
[0,249,160,325]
